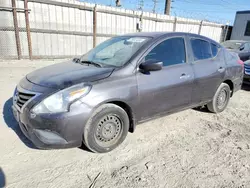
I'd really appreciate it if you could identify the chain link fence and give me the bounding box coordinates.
[0,5,18,59]
[0,0,229,60]
[0,0,30,60]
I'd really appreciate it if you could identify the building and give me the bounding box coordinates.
[231,10,250,41]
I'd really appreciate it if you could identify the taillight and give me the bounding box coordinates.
[237,59,244,67]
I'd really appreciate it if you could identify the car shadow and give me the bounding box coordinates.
[192,106,212,113]
[79,143,92,152]
[0,168,6,188]
[3,97,37,149]
[242,84,250,91]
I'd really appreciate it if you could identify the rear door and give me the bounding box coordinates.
[188,38,226,104]
[136,36,194,120]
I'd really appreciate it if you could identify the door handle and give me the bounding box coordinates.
[180,73,190,79]
[218,67,225,73]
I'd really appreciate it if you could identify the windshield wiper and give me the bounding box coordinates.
[79,60,102,67]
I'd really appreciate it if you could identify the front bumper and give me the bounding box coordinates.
[12,87,93,149]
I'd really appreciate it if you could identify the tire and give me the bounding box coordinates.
[83,104,129,153]
[207,83,231,113]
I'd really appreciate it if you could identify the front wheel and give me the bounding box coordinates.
[207,83,231,113]
[83,104,129,153]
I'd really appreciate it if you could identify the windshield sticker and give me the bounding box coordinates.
[127,38,146,43]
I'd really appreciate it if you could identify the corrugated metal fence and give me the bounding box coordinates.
[0,0,225,60]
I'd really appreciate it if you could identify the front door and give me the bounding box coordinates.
[136,36,194,120]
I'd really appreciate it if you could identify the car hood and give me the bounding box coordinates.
[26,61,114,89]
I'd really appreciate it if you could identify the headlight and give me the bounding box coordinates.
[32,84,91,114]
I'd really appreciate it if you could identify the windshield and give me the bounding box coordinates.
[221,41,244,50]
[80,36,150,67]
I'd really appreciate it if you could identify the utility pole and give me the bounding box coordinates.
[164,0,171,15]
[115,0,121,7]
[152,0,157,13]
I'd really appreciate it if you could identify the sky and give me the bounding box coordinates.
[81,0,250,25]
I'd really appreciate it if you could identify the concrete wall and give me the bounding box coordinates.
[0,0,223,59]
[231,11,250,41]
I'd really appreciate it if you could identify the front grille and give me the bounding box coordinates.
[244,64,250,75]
[15,91,35,109]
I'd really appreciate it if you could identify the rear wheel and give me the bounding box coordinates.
[207,83,231,113]
[83,104,129,153]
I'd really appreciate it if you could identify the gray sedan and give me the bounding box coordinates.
[12,32,243,153]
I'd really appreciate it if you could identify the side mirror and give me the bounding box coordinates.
[239,46,244,51]
[73,57,80,63]
[139,59,163,72]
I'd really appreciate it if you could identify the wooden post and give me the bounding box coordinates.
[224,24,229,42]
[12,0,21,59]
[24,0,32,59]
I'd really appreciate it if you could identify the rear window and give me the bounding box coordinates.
[191,39,212,61]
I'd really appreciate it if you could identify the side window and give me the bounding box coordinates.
[244,21,250,36]
[211,43,219,57]
[145,37,186,67]
[191,39,212,61]
[245,43,250,51]
[239,43,249,52]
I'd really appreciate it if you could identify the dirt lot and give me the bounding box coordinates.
[1,60,250,188]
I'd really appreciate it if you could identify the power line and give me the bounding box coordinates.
[137,0,144,10]
[152,0,158,13]
[176,0,247,10]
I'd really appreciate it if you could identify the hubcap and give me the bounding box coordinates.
[217,89,227,109]
[95,114,122,147]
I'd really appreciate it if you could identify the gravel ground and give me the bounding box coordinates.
[1,59,250,188]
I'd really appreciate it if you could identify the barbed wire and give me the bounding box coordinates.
[79,0,230,24]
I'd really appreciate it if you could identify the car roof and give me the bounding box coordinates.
[121,32,170,38]
[121,32,220,45]
[121,31,202,38]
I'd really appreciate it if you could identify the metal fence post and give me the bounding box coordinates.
[173,17,177,32]
[139,13,143,32]
[93,5,97,48]
[11,0,21,59]
[198,20,203,35]
[224,24,229,42]
[219,25,226,42]
[24,0,32,60]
